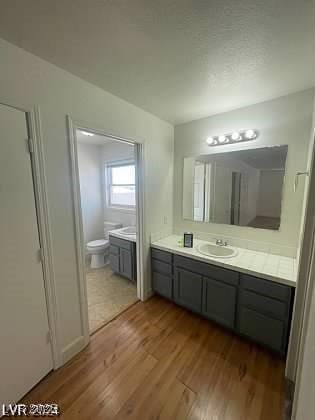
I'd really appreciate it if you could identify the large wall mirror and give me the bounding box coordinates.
[183,145,288,230]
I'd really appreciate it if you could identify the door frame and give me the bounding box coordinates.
[67,116,145,344]
[0,101,60,368]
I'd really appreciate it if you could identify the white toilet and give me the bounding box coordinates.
[87,222,122,269]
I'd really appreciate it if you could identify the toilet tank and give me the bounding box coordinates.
[104,221,122,238]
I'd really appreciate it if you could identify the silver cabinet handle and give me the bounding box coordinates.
[294,171,309,192]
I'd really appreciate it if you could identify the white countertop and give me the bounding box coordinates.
[151,235,297,288]
[109,228,137,243]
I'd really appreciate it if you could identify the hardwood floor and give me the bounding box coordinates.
[22,296,285,419]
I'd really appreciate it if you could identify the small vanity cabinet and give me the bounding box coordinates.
[109,236,137,282]
[151,248,294,355]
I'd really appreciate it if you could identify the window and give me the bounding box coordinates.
[106,162,136,208]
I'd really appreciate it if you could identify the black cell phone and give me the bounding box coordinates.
[184,232,193,248]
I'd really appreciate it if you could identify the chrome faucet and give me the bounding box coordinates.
[216,239,228,246]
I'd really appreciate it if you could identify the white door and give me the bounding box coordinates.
[193,163,205,221]
[0,104,53,404]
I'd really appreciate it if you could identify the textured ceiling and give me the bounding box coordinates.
[0,0,314,124]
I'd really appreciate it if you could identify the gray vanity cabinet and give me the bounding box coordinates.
[238,307,285,352]
[202,276,237,329]
[109,248,120,273]
[119,248,133,279]
[174,268,203,313]
[109,236,136,282]
[151,247,294,355]
[237,274,293,354]
[151,249,173,299]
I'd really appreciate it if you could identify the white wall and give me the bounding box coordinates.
[0,38,174,365]
[293,161,315,419]
[211,157,260,226]
[243,166,260,226]
[174,89,314,257]
[77,143,103,243]
[256,170,284,218]
[286,97,315,386]
[102,141,136,227]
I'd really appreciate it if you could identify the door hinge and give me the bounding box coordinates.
[26,137,34,154]
[37,248,44,263]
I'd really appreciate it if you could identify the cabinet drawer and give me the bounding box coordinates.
[240,274,291,302]
[152,272,172,299]
[240,289,288,321]
[152,259,172,276]
[109,245,119,256]
[174,255,239,286]
[151,248,172,264]
[203,276,236,329]
[238,306,285,352]
[109,235,133,251]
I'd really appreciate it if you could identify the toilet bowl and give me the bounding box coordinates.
[87,222,122,269]
[87,239,109,269]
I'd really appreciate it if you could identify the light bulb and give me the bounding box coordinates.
[231,131,240,141]
[245,129,256,139]
[218,135,226,144]
[206,137,215,145]
[81,131,94,137]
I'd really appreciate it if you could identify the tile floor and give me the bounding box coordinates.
[86,265,138,333]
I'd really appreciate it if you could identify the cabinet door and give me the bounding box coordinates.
[109,253,120,273]
[119,248,133,280]
[174,268,202,313]
[202,277,236,329]
[152,272,172,299]
[238,306,285,353]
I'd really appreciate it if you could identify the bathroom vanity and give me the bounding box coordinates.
[109,235,137,282]
[151,240,295,355]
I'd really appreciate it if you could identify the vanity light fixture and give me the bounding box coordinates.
[231,131,241,141]
[206,129,258,147]
[206,136,215,145]
[244,129,256,139]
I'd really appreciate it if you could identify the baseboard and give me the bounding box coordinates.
[143,288,154,301]
[61,335,87,366]
[285,378,295,420]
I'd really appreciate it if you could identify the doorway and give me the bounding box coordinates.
[68,121,144,337]
[0,103,53,403]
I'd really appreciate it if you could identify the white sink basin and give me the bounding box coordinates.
[120,226,137,235]
[197,243,238,258]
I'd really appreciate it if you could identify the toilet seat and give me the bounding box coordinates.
[86,239,109,256]
[87,239,109,249]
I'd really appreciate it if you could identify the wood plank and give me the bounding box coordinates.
[62,351,157,420]
[23,297,169,404]
[158,380,196,420]
[20,297,285,420]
